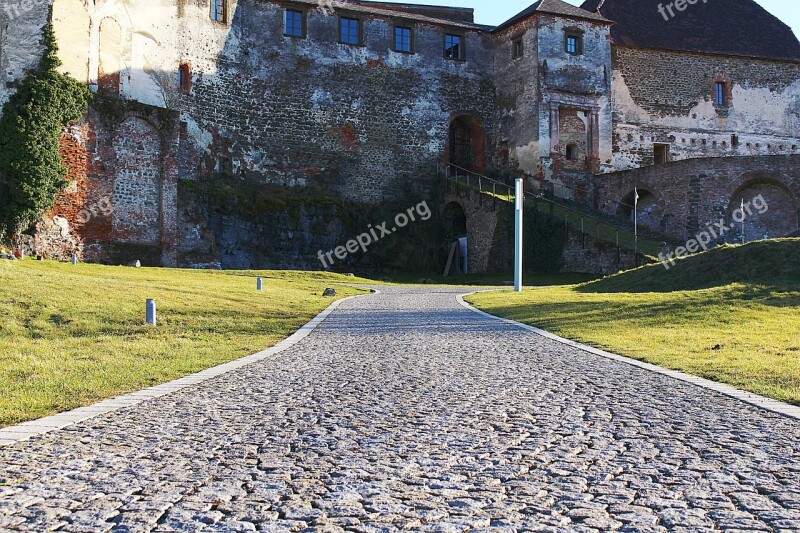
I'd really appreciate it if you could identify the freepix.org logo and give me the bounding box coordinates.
[657,0,709,21]
[318,201,432,269]
[3,0,49,21]
[658,194,769,270]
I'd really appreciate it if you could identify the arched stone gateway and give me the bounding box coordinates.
[112,117,162,246]
[442,201,467,241]
[447,115,486,175]
[727,180,799,241]
[617,189,664,233]
[441,201,468,274]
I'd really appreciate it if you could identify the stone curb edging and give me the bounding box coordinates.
[457,290,800,422]
[0,290,378,447]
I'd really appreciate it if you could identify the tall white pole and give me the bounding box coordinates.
[634,188,639,264]
[514,178,524,293]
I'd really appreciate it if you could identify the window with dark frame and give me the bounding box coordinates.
[395,26,412,53]
[445,34,463,60]
[565,33,582,55]
[178,63,191,93]
[211,0,226,23]
[285,9,305,37]
[512,37,524,59]
[715,81,726,106]
[340,17,361,45]
[565,144,578,161]
[653,144,669,165]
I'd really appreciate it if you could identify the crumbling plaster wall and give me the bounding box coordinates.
[0,0,51,108]
[494,13,612,200]
[609,46,800,171]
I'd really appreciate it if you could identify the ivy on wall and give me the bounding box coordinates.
[0,25,91,239]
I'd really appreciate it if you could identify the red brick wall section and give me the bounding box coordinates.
[559,110,588,172]
[52,125,89,229]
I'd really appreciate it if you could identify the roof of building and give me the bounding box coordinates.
[495,0,612,32]
[349,1,475,23]
[580,0,800,61]
[287,0,489,30]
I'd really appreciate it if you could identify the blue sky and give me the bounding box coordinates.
[381,0,800,38]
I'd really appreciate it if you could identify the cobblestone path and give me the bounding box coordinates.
[1,287,799,532]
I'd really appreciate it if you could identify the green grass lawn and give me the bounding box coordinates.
[467,240,800,405]
[0,260,370,427]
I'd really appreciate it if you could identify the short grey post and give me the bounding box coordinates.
[514,178,524,293]
[146,299,157,326]
[71,253,77,266]
[257,276,263,291]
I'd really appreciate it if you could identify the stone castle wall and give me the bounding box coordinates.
[609,46,800,170]
[595,155,800,243]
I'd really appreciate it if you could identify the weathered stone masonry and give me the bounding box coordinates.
[2,0,799,270]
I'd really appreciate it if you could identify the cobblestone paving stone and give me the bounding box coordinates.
[1,287,799,532]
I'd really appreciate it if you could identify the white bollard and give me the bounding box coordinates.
[514,178,524,293]
[257,277,263,291]
[146,299,157,326]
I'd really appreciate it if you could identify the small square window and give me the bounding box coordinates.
[340,17,361,46]
[715,81,727,106]
[285,9,305,38]
[211,0,227,23]
[395,26,412,53]
[565,33,582,55]
[445,34,464,60]
[512,38,524,59]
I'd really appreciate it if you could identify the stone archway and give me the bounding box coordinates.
[728,180,798,241]
[447,115,486,175]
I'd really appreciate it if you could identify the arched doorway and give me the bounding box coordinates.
[728,181,798,242]
[448,115,486,175]
[618,189,663,232]
[442,201,468,274]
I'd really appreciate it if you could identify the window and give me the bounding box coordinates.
[211,0,227,23]
[340,17,361,45]
[715,81,726,106]
[512,37,524,60]
[565,144,578,161]
[653,144,669,165]
[395,26,412,53]
[178,63,191,93]
[565,33,583,55]
[445,34,464,60]
[731,134,739,147]
[285,9,305,37]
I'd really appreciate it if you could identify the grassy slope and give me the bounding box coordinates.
[0,260,370,426]
[467,240,800,405]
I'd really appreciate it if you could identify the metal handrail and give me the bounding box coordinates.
[442,164,664,256]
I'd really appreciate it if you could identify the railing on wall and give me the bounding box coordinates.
[441,164,670,259]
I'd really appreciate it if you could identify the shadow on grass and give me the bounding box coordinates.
[577,240,800,294]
